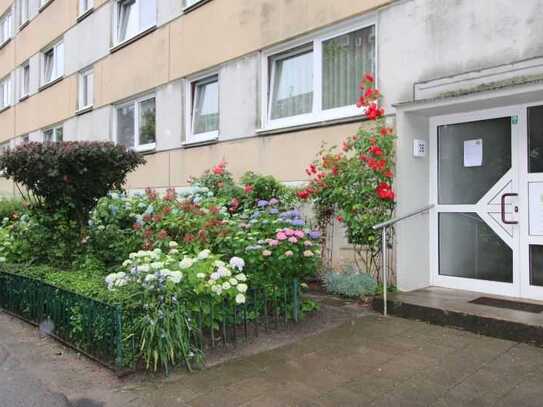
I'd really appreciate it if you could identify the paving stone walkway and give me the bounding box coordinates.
[2,310,543,406]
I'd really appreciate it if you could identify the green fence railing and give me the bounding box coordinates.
[0,270,301,373]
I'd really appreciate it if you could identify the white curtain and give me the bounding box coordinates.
[193,80,219,134]
[270,50,313,120]
[322,26,375,110]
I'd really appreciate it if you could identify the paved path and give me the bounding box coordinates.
[2,310,543,406]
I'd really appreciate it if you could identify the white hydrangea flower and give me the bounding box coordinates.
[169,241,178,249]
[229,257,245,271]
[151,262,164,270]
[236,294,246,304]
[139,264,150,273]
[179,257,194,269]
[210,272,220,281]
[197,273,206,279]
[229,278,238,286]
[237,283,248,293]
[122,259,132,267]
[236,273,247,282]
[144,274,157,283]
[214,260,226,267]
[129,252,137,260]
[197,249,211,260]
[169,249,179,255]
[163,270,183,284]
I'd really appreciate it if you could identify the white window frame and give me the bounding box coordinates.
[112,0,157,48]
[184,72,220,144]
[0,75,12,110]
[16,0,29,28]
[42,125,63,143]
[79,0,94,16]
[183,0,205,10]
[19,61,30,100]
[41,39,64,87]
[78,67,94,111]
[0,8,12,45]
[259,14,377,131]
[114,94,156,152]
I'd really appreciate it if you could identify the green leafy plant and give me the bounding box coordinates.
[324,271,377,298]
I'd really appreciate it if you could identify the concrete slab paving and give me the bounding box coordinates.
[2,307,543,406]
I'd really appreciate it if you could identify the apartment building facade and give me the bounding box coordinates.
[1,0,543,301]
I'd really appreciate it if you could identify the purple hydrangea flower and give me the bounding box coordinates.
[290,219,305,226]
[308,230,321,240]
[257,200,270,208]
[269,198,279,206]
[269,208,279,214]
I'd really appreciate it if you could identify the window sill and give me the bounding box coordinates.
[18,94,29,102]
[77,8,94,23]
[257,114,363,137]
[38,0,54,13]
[39,76,64,92]
[0,38,11,51]
[183,0,214,14]
[110,26,157,54]
[76,105,93,116]
[133,143,156,155]
[17,20,30,32]
[0,105,11,114]
[182,136,219,148]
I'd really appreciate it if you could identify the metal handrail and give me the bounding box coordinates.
[372,204,435,317]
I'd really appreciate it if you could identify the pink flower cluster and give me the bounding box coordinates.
[276,228,305,242]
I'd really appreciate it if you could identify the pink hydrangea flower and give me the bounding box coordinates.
[276,232,288,241]
[288,237,298,244]
[285,229,295,237]
[294,230,304,238]
[268,239,279,247]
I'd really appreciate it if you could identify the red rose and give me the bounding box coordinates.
[376,182,395,201]
[363,73,375,83]
[244,184,254,193]
[384,169,394,178]
[336,215,344,223]
[366,103,384,120]
[368,145,383,156]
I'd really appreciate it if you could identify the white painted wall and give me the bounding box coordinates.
[156,80,183,151]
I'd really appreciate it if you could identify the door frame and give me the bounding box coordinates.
[429,105,522,298]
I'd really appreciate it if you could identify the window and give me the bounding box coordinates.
[78,67,94,110]
[39,0,52,8]
[20,134,29,144]
[41,40,64,86]
[19,61,30,99]
[79,0,94,15]
[43,126,63,143]
[113,0,156,46]
[16,0,29,27]
[186,75,219,143]
[0,76,11,110]
[116,95,156,151]
[0,141,10,155]
[0,9,12,44]
[262,21,375,129]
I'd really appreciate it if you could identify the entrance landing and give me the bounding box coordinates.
[373,287,543,347]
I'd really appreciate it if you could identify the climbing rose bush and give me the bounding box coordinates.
[298,74,396,278]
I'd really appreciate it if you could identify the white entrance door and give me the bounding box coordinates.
[430,107,521,297]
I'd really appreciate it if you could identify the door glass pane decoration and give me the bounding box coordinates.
[270,49,313,120]
[438,117,511,205]
[139,98,156,145]
[439,213,513,283]
[117,104,135,147]
[322,26,375,110]
[193,78,219,135]
[117,0,138,43]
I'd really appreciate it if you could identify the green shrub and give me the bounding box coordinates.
[0,142,145,226]
[324,271,377,298]
[0,199,25,222]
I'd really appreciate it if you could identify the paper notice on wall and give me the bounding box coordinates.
[464,139,483,167]
[529,183,543,236]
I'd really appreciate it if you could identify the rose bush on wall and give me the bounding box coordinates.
[297,74,396,279]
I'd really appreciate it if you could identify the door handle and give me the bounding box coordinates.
[501,193,518,225]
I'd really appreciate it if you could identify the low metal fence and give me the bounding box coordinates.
[0,270,301,373]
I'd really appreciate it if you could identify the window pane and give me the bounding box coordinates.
[528,106,543,173]
[22,64,29,95]
[117,104,135,147]
[270,50,313,120]
[55,127,63,142]
[118,0,138,42]
[439,213,513,283]
[323,26,375,110]
[44,50,54,83]
[184,0,202,8]
[530,245,543,287]
[139,98,156,145]
[55,42,64,78]
[193,79,219,135]
[438,118,511,204]
[43,129,54,143]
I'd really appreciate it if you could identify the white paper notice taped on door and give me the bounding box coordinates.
[464,139,483,167]
[529,182,543,236]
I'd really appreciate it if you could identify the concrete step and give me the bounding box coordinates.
[372,287,543,347]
